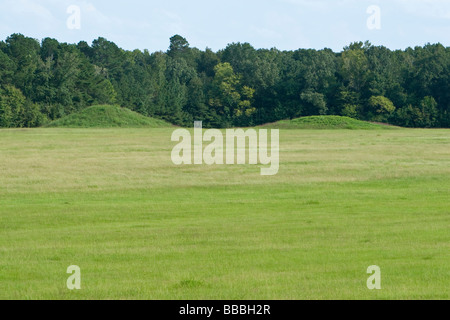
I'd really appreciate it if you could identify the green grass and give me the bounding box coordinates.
[262,116,395,130]
[46,105,172,128]
[0,127,449,300]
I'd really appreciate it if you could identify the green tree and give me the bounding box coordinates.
[0,85,46,127]
[197,48,219,77]
[300,91,328,116]
[418,96,438,127]
[185,76,207,123]
[0,51,15,86]
[208,62,241,126]
[367,96,396,122]
[4,34,41,97]
[0,85,25,127]
[208,62,256,126]
[340,42,370,93]
[341,104,361,119]
[0,91,13,127]
[394,96,438,128]
[168,35,191,61]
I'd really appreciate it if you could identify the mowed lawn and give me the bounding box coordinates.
[0,128,449,300]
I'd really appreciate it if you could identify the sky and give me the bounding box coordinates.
[0,0,449,52]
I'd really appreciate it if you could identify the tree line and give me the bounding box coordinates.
[0,33,449,128]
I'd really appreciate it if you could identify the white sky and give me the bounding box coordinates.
[0,0,449,52]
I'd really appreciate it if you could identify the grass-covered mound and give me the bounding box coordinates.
[46,105,172,128]
[261,116,395,130]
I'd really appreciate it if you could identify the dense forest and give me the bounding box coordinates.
[0,33,449,128]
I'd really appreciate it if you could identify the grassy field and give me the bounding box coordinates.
[0,127,449,300]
